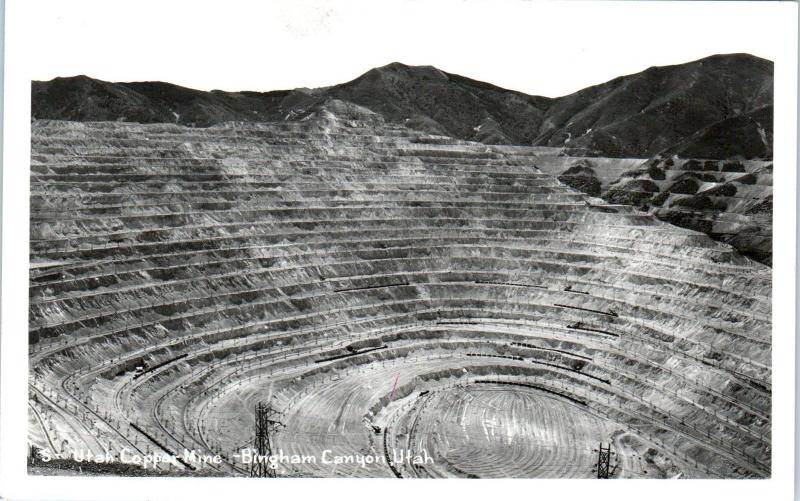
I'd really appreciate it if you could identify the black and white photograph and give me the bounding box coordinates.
[1,0,798,499]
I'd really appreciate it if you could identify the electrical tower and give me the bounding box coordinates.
[250,402,285,478]
[594,442,616,479]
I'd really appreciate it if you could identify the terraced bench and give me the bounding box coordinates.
[28,114,771,478]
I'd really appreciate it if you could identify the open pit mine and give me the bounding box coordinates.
[28,99,771,479]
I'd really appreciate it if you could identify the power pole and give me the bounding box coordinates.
[250,402,284,478]
[594,442,613,479]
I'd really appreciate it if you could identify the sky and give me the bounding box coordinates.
[23,0,782,98]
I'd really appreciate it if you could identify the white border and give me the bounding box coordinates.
[2,1,797,500]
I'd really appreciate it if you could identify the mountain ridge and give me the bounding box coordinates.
[32,53,773,159]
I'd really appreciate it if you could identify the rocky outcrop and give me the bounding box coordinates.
[556,160,602,197]
[602,158,773,264]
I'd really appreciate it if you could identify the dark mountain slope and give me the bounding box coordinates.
[325,62,552,144]
[32,53,773,159]
[31,75,174,123]
[534,54,773,157]
[32,64,553,144]
[32,76,322,127]
[657,105,773,160]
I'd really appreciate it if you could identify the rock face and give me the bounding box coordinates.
[29,108,770,478]
[604,158,773,265]
[556,160,602,197]
[488,145,773,266]
[32,53,773,160]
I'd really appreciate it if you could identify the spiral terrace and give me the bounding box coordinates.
[28,102,771,478]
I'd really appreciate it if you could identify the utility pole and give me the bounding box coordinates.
[250,402,284,478]
[594,442,614,479]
